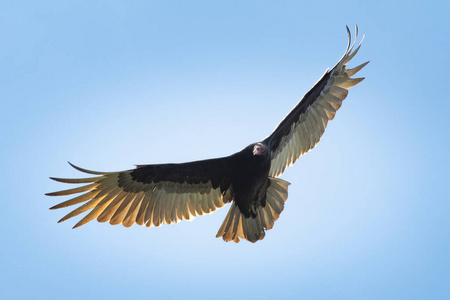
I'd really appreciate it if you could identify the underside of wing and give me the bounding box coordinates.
[47,159,233,229]
[264,26,369,177]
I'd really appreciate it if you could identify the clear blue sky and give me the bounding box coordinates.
[1,1,448,299]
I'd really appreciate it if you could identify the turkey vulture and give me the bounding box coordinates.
[47,26,368,243]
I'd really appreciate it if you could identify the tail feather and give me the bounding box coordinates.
[216,177,290,243]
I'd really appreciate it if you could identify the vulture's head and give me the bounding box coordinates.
[252,143,268,157]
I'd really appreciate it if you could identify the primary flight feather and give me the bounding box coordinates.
[47,26,368,243]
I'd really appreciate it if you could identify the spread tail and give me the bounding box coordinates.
[216,177,290,243]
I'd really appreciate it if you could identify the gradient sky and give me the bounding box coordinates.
[1,1,449,299]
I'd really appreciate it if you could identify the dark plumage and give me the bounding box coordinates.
[47,26,368,243]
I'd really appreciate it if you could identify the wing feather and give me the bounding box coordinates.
[49,190,100,210]
[263,26,368,177]
[58,195,105,223]
[145,194,157,227]
[73,189,122,229]
[123,193,143,227]
[164,193,175,225]
[98,191,131,222]
[136,194,151,226]
[152,190,165,227]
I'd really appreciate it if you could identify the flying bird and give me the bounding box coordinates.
[47,26,368,243]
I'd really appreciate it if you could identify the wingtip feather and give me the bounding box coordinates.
[346,61,369,77]
[68,162,107,175]
[49,176,101,184]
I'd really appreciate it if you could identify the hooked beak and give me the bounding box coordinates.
[253,146,260,155]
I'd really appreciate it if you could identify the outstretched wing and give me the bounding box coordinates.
[47,158,234,229]
[263,26,369,177]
